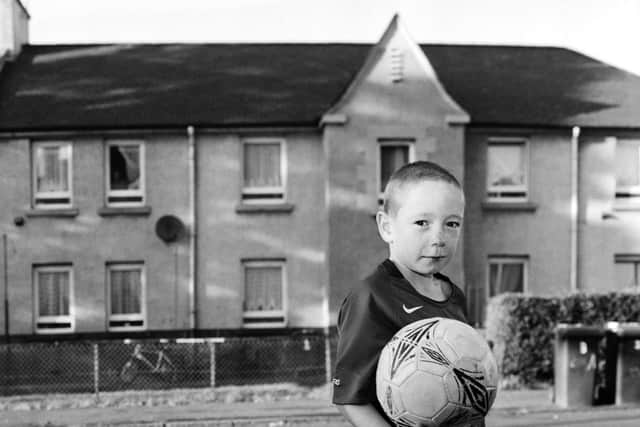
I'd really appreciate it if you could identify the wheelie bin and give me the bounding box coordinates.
[554,324,603,407]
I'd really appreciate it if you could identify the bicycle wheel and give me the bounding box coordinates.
[120,359,138,383]
[159,359,177,384]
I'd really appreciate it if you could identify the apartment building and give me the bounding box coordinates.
[1,3,639,338]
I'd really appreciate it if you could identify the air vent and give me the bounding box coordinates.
[390,47,404,82]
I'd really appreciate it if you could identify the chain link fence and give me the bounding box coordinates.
[0,333,339,397]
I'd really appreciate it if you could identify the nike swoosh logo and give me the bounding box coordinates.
[402,304,423,314]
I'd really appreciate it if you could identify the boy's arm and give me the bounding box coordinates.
[337,403,392,427]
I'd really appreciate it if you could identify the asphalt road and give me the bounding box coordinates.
[486,406,640,427]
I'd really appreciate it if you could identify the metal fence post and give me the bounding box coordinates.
[324,328,332,385]
[93,343,100,401]
[209,340,216,388]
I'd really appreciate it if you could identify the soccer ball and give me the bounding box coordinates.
[376,317,498,427]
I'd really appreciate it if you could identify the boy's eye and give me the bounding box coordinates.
[446,221,461,229]
[414,220,429,227]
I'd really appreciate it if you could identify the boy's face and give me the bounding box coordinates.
[377,179,464,276]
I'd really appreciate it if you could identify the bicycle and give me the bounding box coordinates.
[120,342,177,384]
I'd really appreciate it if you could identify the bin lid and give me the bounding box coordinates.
[554,323,605,339]
[607,322,640,338]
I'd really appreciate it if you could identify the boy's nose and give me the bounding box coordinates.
[431,239,445,247]
[430,228,446,247]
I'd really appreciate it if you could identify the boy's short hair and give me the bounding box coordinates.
[383,161,462,215]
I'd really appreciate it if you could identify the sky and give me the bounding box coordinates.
[23,0,640,75]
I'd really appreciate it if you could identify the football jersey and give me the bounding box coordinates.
[332,259,469,420]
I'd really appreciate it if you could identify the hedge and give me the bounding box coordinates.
[484,292,640,387]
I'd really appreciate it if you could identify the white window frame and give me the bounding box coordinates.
[487,256,528,299]
[486,137,529,202]
[614,138,640,204]
[106,262,146,332]
[32,141,73,209]
[105,140,146,207]
[377,139,416,202]
[34,264,74,334]
[242,259,287,328]
[241,138,287,203]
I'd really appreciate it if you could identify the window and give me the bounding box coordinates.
[34,264,74,333]
[106,140,145,206]
[242,138,286,203]
[615,254,640,290]
[488,256,527,297]
[107,262,146,331]
[378,139,415,202]
[32,142,72,208]
[487,138,528,201]
[243,260,286,327]
[615,139,640,205]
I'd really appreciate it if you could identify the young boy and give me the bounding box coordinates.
[332,161,476,426]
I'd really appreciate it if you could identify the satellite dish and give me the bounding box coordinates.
[155,215,185,243]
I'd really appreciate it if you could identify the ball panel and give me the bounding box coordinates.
[429,320,462,363]
[481,351,500,387]
[440,320,489,363]
[394,412,437,427]
[443,405,485,427]
[417,340,454,377]
[452,367,492,416]
[387,340,420,386]
[443,370,464,404]
[432,402,468,426]
[380,383,406,420]
[400,371,449,418]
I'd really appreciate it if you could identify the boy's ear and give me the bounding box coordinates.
[376,210,393,244]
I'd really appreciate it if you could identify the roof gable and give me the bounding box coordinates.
[325,14,468,124]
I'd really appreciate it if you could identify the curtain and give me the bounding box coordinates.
[489,262,523,296]
[244,143,281,188]
[38,271,69,316]
[36,146,69,193]
[488,144,524,187]
[615,141,639,188]
[245,266,282,311]
[110,145,140,190]
[111,269,141,314]
[380,145,409,192]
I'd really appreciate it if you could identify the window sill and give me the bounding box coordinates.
[243,315,287,328]
[25,207,79,218]
[612,204,640,212]
[482,201,538,212]
[98,206,152,217]
[235,203,295,214]
[603,205,640,219]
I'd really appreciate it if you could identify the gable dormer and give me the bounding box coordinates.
[323,14,468,126]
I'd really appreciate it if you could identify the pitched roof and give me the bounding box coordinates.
[0,43,639,131]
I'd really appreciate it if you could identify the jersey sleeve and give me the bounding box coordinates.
[332,287,393,405]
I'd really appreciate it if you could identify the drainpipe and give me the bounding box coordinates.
[570,126,580,292]
[187,126,198,332]
[3,234,8,341]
